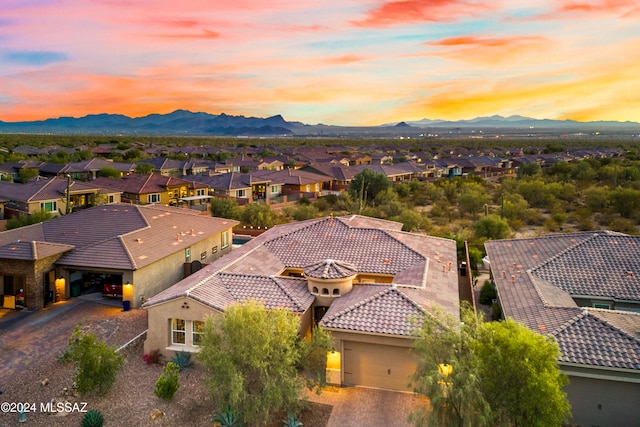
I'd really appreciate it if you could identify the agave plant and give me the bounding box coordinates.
[283,413,303,427]
[170,350,192,371]
[81,409,104,427]
[213,405,243,427]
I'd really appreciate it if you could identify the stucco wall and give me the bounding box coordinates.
[144,297,220,358]
[124,228,232,308]
[564,373,640,427]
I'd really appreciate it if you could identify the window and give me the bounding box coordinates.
[315,183,320,192]
[322,288,329,295]
[237,189,246,198]
[40,201,57,212]
[200,251,207,260]
[271,185,279,194]
[185,248,191,262]
[108,195,114,203]
[306,185,311,192]
[593,303,611,309]
[221,231,229,248]
[312,286,318,294]
[149,193,161,203]
[192,321,204,346]
[333,288,340,296]
[171,319,186,345]
[212,245,218,254]
[196,189,206,196]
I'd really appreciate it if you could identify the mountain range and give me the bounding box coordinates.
[0,110,638,137]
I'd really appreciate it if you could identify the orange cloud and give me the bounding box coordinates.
[559,0,638,14]
[353,0,493,26]
[422,34,550,65]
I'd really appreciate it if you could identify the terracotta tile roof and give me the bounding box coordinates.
[0,177,100,202]
[0,204,238,271]
[303,259,358,280]
[0,241,74,261]
[91,173,207,195]
[218,273,314,313]
[144,215,460,337]
[485,232,640,373]
[553,311,640,370]
[320,286,426,336]
[58,204,237,270]
[263,218,424,275]
[531,233,640,301]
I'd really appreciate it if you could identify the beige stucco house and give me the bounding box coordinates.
[485,232,640,427]
[0,204,238,310]
[143,215,459,391]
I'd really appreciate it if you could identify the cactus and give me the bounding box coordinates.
[81,409,104,427]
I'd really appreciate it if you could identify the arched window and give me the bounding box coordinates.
[332,288,340,296]
[312,286,318,294]
[322,288,329,295]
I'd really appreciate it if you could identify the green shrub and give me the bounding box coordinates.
[81,409,104,427]
[479,280,497,305]
[491,301,502,321]
[60,326,124,395]
[154,361,180,400]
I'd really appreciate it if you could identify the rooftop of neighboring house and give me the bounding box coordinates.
[143,215,460,336]
[250,168,329,185]
[0,176,101,202]
[0,203,238,269]
[91,173,208,195]
[485,232,640,372]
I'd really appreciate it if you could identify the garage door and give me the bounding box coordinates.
[343,341,416,391]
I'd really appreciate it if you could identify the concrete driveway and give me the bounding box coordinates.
[304,386,428,427]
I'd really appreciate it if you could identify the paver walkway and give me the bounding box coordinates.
[304,386,428,427]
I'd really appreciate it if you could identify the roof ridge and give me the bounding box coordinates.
[270,276,305,312]
[27,177,55,202]
[585,308,640,345]
[326,286,424,323]
[118,234,138,270]
[528,270,551,307]
[550,309,588,337]
[530,233,600,273]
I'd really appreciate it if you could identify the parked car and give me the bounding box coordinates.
[102,283,122,297]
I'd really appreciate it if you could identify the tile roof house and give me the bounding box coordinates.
[0,176,122,219]
[484,232,640,427]
[143,215,459,391]
[91,173,209,207]
[0,204,238,311]
[191,172,280,204]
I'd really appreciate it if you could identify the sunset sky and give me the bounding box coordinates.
[1,0,639,125]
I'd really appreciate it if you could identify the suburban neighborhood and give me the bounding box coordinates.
[0,140,638,426]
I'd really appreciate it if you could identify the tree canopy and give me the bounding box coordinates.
[198,301,331,426]
[411,304,571,427]
[348,169,391,211]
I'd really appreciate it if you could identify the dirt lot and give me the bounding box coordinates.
[0,299,331,427]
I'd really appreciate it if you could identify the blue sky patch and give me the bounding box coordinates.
[5,50,68,66]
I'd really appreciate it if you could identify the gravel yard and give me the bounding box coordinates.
[0,300,331,427]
